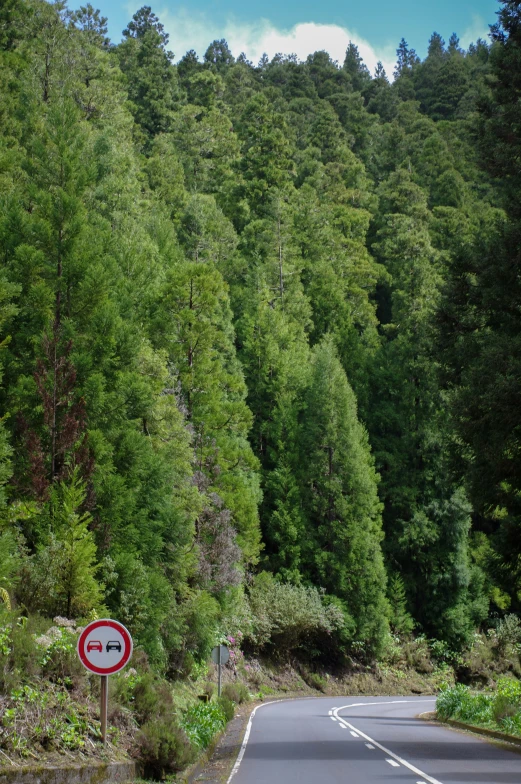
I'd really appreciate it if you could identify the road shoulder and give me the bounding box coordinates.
[185,694,316,784]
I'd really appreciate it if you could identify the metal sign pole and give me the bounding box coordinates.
[211,644,228,696]
[100,675,108,744]
[218,645,222,697]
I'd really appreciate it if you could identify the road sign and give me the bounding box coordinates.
[211,645,230,665]
[77,619,133,676]
[211,645,229,697]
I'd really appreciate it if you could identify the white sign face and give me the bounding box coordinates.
[77,619,133,675]
[211,644,230,665]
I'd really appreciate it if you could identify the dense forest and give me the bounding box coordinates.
[1,0,521,674]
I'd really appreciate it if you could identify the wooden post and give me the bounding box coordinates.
[218,645,222,697]
[100,675,108,744]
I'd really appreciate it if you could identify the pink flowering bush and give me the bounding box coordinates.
[217,630,245,674]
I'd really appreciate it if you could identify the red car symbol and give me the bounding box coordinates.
[87,640,103,652]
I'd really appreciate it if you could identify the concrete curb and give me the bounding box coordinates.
[0,761,136,784]
[418,711,521,748]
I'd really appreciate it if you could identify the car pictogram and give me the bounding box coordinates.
[87,640,103,652]
[106,641,122,652]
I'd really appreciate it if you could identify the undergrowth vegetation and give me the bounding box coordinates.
[437,678,521,736]
[0,610,250,777]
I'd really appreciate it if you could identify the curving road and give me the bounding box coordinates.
[228,696,521,784]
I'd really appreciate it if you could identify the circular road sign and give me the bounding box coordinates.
[77,619,133,675]
[211,644,230,665]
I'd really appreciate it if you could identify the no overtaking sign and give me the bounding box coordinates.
[77,619,133,745]
[78,619,133,675]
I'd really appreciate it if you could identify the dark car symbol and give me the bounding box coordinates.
[87,640,103,652]
[106,641,122,653]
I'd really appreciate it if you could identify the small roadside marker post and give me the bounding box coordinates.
[211,644,230,697]
[77,619,133,744]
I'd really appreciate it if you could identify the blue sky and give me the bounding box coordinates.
[95,0,499,74]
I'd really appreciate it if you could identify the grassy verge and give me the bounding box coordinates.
[0,614,250,779]
[436,679,521,736]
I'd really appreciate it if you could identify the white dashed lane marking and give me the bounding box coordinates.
[333,700,443,784]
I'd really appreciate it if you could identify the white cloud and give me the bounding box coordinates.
[460,14,490,49]
[156,7,397,78]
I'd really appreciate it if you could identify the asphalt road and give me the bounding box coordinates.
[228,696,521,784]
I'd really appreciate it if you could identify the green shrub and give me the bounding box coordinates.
[217,696,235,722]
[496,677,521,704]
[181,701,227,750]
[222,682,250,704]
[35,625,84,682]
[437,684,471,720]
[0,614,47,691]
[500,713,521,735]
[131,673,173,724]
[403,636,434,673]
[246,572,344,654]
[303,671,327,692]
[491,678,521,726]
[430,638,461,666]
[492,694,517,724]
[258,685,275,699]
[457,692,493,725]
[437,684,493,725]
[496,615,521,653]
[136,719,194,779]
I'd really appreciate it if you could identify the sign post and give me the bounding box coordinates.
[211,644,229,697]
[100,675,108,743]
[77,619,133,744]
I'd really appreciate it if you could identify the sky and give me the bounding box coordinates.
[95,0,500,76]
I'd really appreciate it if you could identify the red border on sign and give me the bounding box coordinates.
[77,619,133,675]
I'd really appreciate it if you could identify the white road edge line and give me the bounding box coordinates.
[227,700,284,783]
[333,700,442,784]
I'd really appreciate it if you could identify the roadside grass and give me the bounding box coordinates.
[0,614,249,778]
[436,678,521,736]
